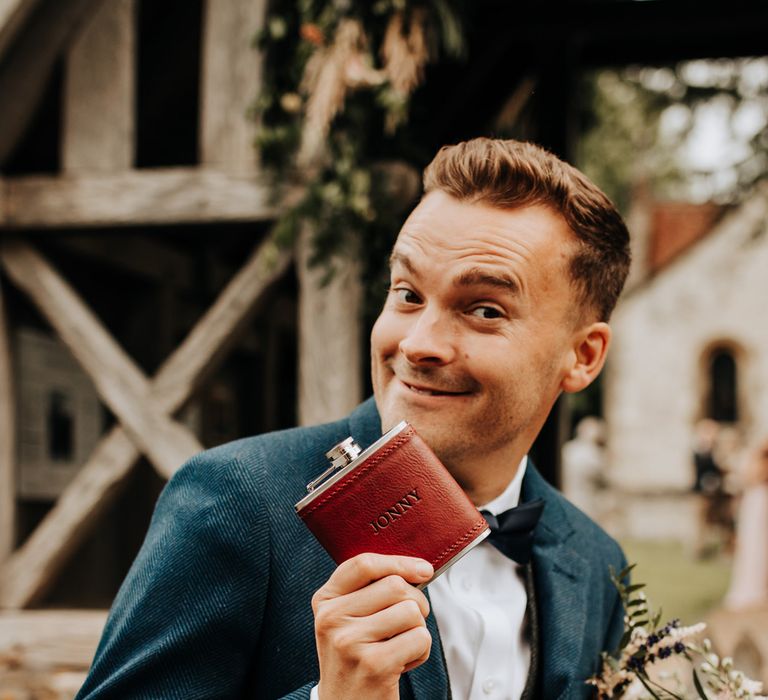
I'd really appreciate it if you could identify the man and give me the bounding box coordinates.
[76,138,631,700]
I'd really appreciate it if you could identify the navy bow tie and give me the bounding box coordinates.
[480,499,545,565]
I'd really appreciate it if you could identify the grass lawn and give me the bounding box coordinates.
[619,539,733,624]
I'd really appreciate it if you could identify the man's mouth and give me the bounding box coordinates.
[401,380,471,397]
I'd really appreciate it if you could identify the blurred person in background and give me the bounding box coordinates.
[693,419,724,495]
[691,418,733,557]
[724,436,768,609]
[561,416,607,521]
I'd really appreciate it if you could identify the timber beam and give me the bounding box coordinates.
[200,0,267,173]
[62,0,135,174]
[0,0,40,60]
[0,277,14,562]
[0,0,107,166]
[0,168,292,228]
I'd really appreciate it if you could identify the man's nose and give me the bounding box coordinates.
[398,307,456,365]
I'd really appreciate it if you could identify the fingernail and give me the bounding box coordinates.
[416,561,433,578]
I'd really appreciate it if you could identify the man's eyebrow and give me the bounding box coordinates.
[388,251,417,274]
[454,268,520,294]
[389,253,520,294]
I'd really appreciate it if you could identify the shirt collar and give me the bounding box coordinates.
[477,455,528,515]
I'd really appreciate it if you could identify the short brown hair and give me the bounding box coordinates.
[422,138,631,321]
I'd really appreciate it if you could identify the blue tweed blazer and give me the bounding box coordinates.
[76,398,626,700]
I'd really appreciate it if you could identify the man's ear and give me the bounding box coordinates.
[561,322,611,394]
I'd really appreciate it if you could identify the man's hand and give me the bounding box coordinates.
[312,553,434,700]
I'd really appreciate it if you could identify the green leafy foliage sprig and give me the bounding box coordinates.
[588,564,766,700]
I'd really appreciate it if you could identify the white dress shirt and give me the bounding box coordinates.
[311,457,530,700]
[429,456,530,700]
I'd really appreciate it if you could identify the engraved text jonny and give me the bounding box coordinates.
[369,488,421,534]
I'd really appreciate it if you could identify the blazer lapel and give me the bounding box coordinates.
[523,465,589,700]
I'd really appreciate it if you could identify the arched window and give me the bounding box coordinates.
[706,347,738,422]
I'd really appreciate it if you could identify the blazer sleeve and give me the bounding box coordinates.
[75,449,276,699]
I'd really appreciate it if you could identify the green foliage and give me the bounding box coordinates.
[252,0,466,280]
[592,562,765,699]
[578,59,768,213]
[577,69,682,214]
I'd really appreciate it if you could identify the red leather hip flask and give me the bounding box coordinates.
[295,421,490,586]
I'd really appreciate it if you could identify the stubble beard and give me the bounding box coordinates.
[418,400,525,471]
[377,377,528,478]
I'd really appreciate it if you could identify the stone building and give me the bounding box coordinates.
[604,185,768,543]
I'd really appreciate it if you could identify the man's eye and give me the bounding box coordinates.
[470,306,503,319]
[392,288,421,304]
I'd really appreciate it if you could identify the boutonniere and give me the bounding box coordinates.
[588,564,767,699]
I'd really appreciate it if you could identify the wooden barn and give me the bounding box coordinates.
[0,1,366,693]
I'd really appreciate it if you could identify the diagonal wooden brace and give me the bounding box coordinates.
[0,240,202,477]
[0,235,292,608]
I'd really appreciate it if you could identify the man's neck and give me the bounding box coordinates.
[450,451,528,506]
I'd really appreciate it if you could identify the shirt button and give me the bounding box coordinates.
[461,576,473,591]
[482,678,496,694]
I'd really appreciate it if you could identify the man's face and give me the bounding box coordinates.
[370,190,584,471]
